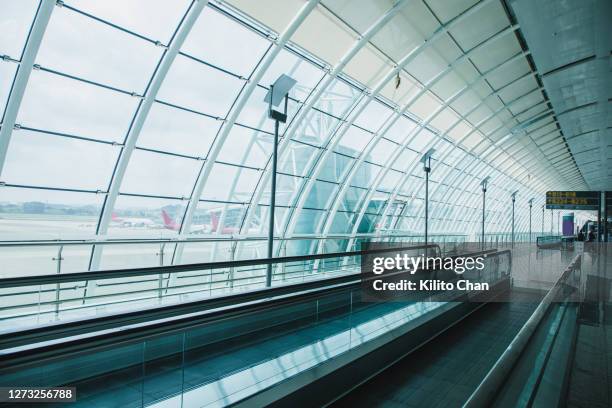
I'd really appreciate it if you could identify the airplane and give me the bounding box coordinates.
[209,211,241,234]
[111,212,157,228]
[161,209,209,234]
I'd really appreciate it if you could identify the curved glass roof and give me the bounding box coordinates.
[0,0,585,267]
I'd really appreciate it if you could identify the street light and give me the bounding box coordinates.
[421,148,435,249]
[264,74,296,287]
[480,176,490,248]
[528,198,533,243]
[511,191,518,247]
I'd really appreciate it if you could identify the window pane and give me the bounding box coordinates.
[293,208,325,234]
[0,0,38,59]
[293,110,339,147]
[37,6,163,93]
[182,7,269,78]
[190,201,248,235]
[369,138,396,164]
[3,130,118,191]
[354,100,393,132]
[261,49,323,100]
[157,55,244,118]
[315,77,358,118]
[200,163,260,202]
[0,186,102,240]
[0,62,16,120]
[385,116,417,143]
[279,140,318,177]
[18,70,138,143]
[260,174,303,207]
[69,0,191,44]
[138,102,220,158]
[318,152,352,183]
[108,195,185,238]
[121,150,201,197]
[336,125,373,155]
[304,180,336,210]
[218,125,271,168]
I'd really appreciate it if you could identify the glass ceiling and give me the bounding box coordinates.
[0,0,583,268]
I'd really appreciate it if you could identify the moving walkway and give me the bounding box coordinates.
[0,245,583,407]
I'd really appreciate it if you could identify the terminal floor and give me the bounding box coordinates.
[331,290,541,408]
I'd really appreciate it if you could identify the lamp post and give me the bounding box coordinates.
[481,176,490,249]
[528,198,533,243]
[264,74,296,287]
[550,209,553,234]
[541,205,544,236]
[511,191,518,247]
[421,148,435,250]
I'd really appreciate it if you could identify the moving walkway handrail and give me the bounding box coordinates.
[0,247,507,370]
[0,243,440,288]
[463,253,582,408]
[0,234,467,247]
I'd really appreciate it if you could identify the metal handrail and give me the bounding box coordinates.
[0,233,467,247]
[463,253,582,408]
[0,243,440,288]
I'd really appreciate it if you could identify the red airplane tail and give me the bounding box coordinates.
[161,210,179,231]
[210,212,219,233]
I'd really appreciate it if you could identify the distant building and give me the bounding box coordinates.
[23,201,46,214]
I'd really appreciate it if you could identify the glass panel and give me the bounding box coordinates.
[304,180,337,210]
[260,49,323,100]
[3,129,119,191]
[260,174,303,207]
[218,125,271,168]
[279,140,318,177]
[69,0,191,44]
[37,6,163,93]
[379,169,402,192]
[293,110,339,147]
[157,55,244,118]
[315,77,358,118]
[408,128,435,152]
[108,195,185,238]
[182,7,270,78]
[392,149,417,171]
[120,149,201,197]
[138,102,220,158]
[329,211,355,233]
[353,100,393,132]
[369,138,396,164]
[0,186,102,240]
[342,186,367,211]
[190,201,248,235]
[293,208,325,234]
[317,152,352,183]
[17,70,138,143]
[0,0,38,59]
[351,162,381,189]
[0,62,16,120]
[200,163,260,202]
[336,125,373,155]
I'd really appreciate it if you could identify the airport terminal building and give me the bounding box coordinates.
[0,0,610,407]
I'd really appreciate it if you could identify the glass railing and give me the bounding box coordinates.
[0,243,443,330]
[0,233,467,278]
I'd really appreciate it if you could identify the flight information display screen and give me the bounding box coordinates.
[545,191,600,210]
